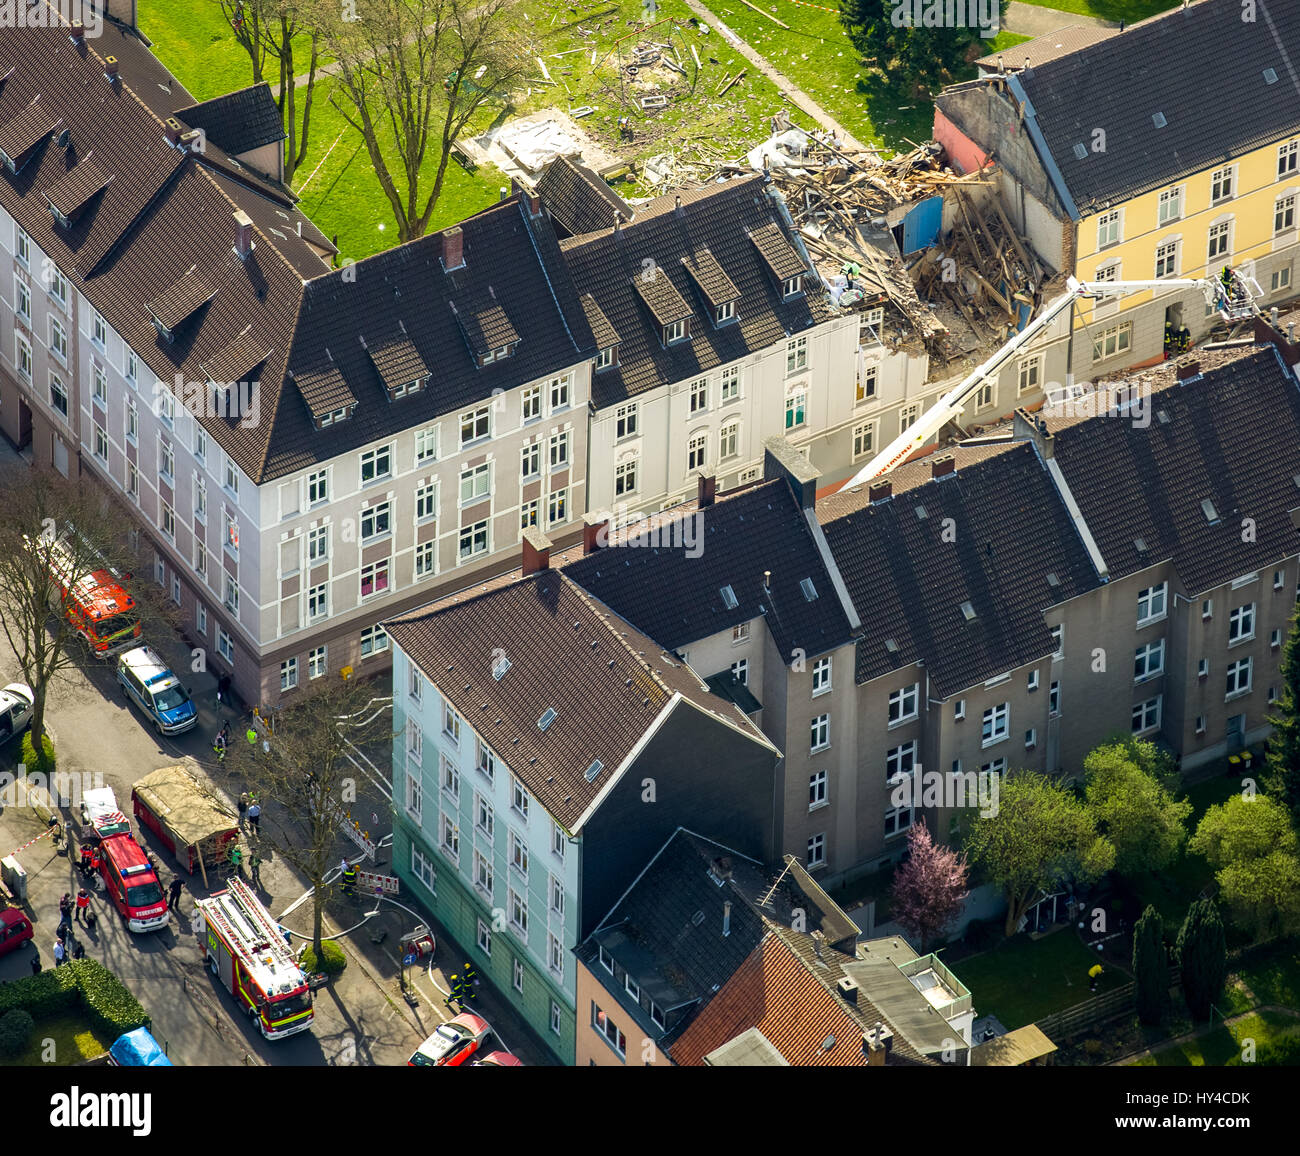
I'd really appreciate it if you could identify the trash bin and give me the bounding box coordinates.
[2,855,28,904]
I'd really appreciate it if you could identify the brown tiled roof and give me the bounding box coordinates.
[451,296,521,355]
[820,441,1101,695]
[1047,345,1300,594]
[0,100,61,167]
[877,442,1020,495]
[365,329,429,390]
[580,293,619,348]
[748,221,806,281]
[290,360,358,422]
[533,155,631,238]
[560,479,856,660]
[146,265,219,331]
[671,929,924,1066]
[681,247,740,307]
[632,266,694,327]
[44,157,112,219]
[561,176,828,404]
[976,23,1115,71]
[384,572,768,831]
[200,328,272,386]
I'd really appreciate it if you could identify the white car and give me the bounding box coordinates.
[0,683,34,746]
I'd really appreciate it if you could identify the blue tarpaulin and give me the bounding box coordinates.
[901,196,943,256]
[109,1027,173,1066]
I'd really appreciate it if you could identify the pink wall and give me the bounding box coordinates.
[933,107,990,176]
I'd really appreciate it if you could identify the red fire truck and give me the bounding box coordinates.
[42,532,140,658]
[196,879,314,1040]
[97,829,169,932]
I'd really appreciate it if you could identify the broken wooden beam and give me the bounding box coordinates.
[737,0,790,28]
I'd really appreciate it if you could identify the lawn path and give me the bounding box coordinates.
[1004,1,1118,36]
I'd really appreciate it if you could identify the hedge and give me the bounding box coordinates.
[20,732,55,776]
[0,1010,35,1058]
[299,940,347,977]
[0,958,148,1039]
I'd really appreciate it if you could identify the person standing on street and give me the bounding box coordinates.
[340,859,358,898]
[30,950,40,976]
[168,877,185,912]
[238,791,249,827]
[53,937,66,967]
[247,798,262,835]
[248,851,262,888]
[217,671,231,706]
[74,889,90,924]
[72,940,85,961]
[462,962,479,1002]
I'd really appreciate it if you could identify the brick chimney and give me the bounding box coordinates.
[697,471,717,508]
[70,20,85,47]
[868,479,892,502]
[522,526,553,576]
[526,192,542,217]
[1176,361,1201,381]
[164,117,183,146]
[674,194,684,218]
[582,512,609,555]
[931,454,955,479]
[443,225,465,271]
[233,210,254,261]
[104,56,120,81]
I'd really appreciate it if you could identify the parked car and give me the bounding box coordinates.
[108,1027,173,1066]
[116,647,197,736]
[407,1013,491,1067]
[0,683,34,746]
[472,1050,523,1067]
[0,908,34,958]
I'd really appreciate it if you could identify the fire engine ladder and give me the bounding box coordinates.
[840,274,1263,490]
[203,880,293,972]
[224,878,298,968]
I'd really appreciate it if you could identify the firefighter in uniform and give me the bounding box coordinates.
[1163,320,1175,358]
[445,973,467,1011]
[1177,324,1192,353]
[341,860,358,898]
[461,962,479,1002]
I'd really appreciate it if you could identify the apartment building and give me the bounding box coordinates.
[934,0,1300,405]
[384,564,780,1062]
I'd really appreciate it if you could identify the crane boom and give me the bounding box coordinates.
[841,272,1261,488]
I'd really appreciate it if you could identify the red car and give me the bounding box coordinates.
[472,1050,523,1067]
[408,1013,491,1067]
[0,908,34,958]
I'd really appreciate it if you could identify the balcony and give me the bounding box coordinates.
[898,954,973,1021]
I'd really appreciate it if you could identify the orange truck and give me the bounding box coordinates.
[43,531,140,658]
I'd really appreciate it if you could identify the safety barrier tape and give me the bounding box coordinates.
[7,825,55,857]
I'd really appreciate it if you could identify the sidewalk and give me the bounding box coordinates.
[1004,1,1119,37]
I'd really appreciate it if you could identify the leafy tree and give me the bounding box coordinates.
[1263,606,1300,818]
[1177,898,1226,1022]
[1214,851,1300,941]
[221,674,391,955]
[1188,793,1297,867]
[216,0,324,185]
[889,819,969,950]
[320,0,529,242]
[1132,905,1169,1025]
[1084,739,1191,876]
[963,772,1115,937]
[839,0,1010,89]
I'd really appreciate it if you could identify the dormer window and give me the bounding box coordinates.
[481,344,513,366]
[318,406,350,428]
[664,319,688,345]
[595,346,617,371]
[152,316,173,344]
[391,376,426,399]
[715,300,735,325]
[782,274,804,298]
[49,205,70,229]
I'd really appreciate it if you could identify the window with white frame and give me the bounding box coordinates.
[982,703,1009,746]
[730,658,748,685]
[170,574,181,605]
[15,227,28,265]
[809,770,827,809]
[476,741,495,784]
[360,502,391,542]
[549,374,572,411]
[1137,583,1168,626]
[552,819,566,860]
[785,391,806,430]
[615,456,637,497]
[551,1001,563,1036]
[509,887,527,935]
[91,310,106,347]
[307,525,328,564]
[360,624,388,657]
[442,812,463,864]
[687,431,707,471]
[1049,680,1060,715]
[224,457,239,497]
[615,403,638,439]
[782,274,803,298]
[550,874,564,917]
[459,463,490,504]
[156,388,175,428]
[812,656,832,696]
[441,754,460,802]
[49,373,68,418]
[1280,140,1298,179]
[509,777,529,821]
[1208,220,1231,262]
[1212,165,1235,203]
[1276,267,1294,293]
[415,541,436,578]
[852,421,876,461]
[689,378,708,413]
[92,363,107,405]
[520,441,541,480]
[125,350,137,385]
[1019,355,1042,396]
[223,572,238,613]
[886,741,916,780]
[593,1004,626,1056]
[718,420,739,461]
[473,849,494,898]
[1154,239,1179,279]
[159,500,175,541]
[510,831,529,880]
[1277,194,1297,234]
[14,331,30,381]
[223,508,239,556]
[548,430,571,470]
[196,604,208,637]
[1229,603,1255,643]
[807,832,826,867]
[307,469,328,506]
[414,426,439,465]
[460,406,491,446]
[954,700,966,720]
[899,403,921,432]
[810,716,831,753]
[1132,695,1162,733]
[884,800,913,838]
[663,318,687,345]
[548,487,569,526]
[276,656,298,693]
[856,364,877,404]
[217,626,234,664]
[1226,657,1252,698]
[520,385,542,424]
[786,336,808,375]
[520,500,539,532]
[1157,186,1182,225]
[548,931,564,979]
[308,645,326,679]
[1134,639,1165,682]
[1097,210,1121,248]
[720,365,740,402]
[475,918,491,956]
[14,278,28,322]
[974,382,994,412]
[715,300,735,325]
[126,461,139,501]
[476,797,495,845]
[888,683,919,725]
[459,520,489,560]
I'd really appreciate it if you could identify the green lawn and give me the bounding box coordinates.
[1015,0,1177,22]
[0,1013,113,1067]
[1130,1010,1300,1067]
[139,0,272,103]
[955,929,1126,1030]
[694,0,1028,152]
[1234,941,1300,1010]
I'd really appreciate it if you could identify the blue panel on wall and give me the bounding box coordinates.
[901,195,943,255]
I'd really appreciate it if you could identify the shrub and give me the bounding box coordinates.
[0,1009,36,1058]
[1226,1033,1300,1067]
[20,732,55,776]
[68,960,149,1037]
[299,940,347,977]
[0,967,79,1020]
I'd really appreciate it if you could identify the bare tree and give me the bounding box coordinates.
[222,674,392,955]
[0,465,167,752]
[321,0,528,242]
[217,0,324,185]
